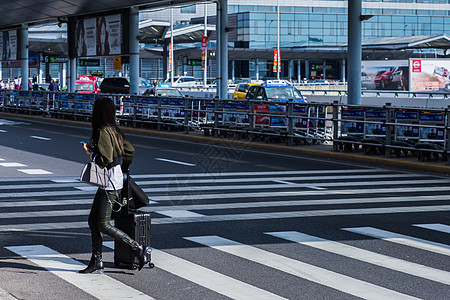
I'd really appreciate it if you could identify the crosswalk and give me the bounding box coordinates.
[2,168,450,299]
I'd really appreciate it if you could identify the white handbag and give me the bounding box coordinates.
[80,162,109,188]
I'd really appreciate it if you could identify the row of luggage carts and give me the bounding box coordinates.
[335,135,447,161]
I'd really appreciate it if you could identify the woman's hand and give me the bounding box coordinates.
[82,143,92,157]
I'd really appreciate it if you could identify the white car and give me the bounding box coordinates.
[164,76,199,88]
[445,81,450,92]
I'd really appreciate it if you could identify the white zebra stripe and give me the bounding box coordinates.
[266,231,450,285]
[413,223,450,234]
[184,236,419,300]
[342,227,450,256]
[102,241,286,299]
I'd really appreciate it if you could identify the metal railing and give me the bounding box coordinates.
[1,90,449,164]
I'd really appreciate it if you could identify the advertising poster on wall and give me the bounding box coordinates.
[84,18,96,56]
[361,60,409,91]
[76,14,121,57]
[97,14,121,56]
[0,30,17,61]
[409,59,450,93]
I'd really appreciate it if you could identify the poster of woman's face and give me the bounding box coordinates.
[97,16,109,56]
[76,20,86,57]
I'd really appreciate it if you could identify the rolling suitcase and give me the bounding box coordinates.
[114,210,154,269]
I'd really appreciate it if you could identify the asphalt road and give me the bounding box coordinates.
[0,115,449,300]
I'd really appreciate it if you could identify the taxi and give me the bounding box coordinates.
[245,84,306,102]
[233,80,263,99]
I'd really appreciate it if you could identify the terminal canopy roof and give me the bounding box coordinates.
[0,0,196,30]
[362,34,450,50]
[139,21,216,44]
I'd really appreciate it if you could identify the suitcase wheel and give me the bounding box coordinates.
[149,262,155,268]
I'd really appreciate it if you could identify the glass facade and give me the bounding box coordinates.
[229,4,450,49]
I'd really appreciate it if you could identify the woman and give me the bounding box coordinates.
[80,97,148,273]
[97,16,110,55]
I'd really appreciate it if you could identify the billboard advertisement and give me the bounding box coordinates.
[0,30,17,61]
[361,60,409,91]
[75,14,122,58]
[409,59,450,93]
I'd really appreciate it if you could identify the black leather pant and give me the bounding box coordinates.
[88,188,139,254]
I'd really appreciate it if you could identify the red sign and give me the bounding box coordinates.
[273,49,278,73]
[201,36,207,70]
[412,60,421,73]
[169,43,172,72]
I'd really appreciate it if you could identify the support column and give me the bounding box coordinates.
[62,63,67,90]
[305,60,310,80]
[129,7,139,95]
[163,42,168,81]
[69,58,76,92]
[323,60,326,80]
[231,60,235,81]
[288,60,294,82]
[255,59,259,80]
[341,59,346,83]
[217,0,228,99]
[297,59,301,83]
[20,24,29,90]
[348,0,362,104]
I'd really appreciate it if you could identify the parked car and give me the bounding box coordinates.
[144,87,184,98]
[99,77,130,94]
[99,77,149,94]
[164,76,199,88]
[233,82,262,99]
[245,84,306,102]
[444,81,450,92]
[75,75,101,93]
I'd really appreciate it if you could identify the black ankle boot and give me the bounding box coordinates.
[78,253,104,274]
[133,245,149,271]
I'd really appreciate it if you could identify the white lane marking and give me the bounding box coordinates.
[154,158,196,166]
[0,199,92,208]
[51,179,79,183]
[0,222,86,232]
[155,210,204,218]
[272,180,295,184]
[103,241,285,300]
[5,245,153,300]
[266,231,450,285]
[184,236,418,300]
[342,227,450,256]
[136,173,424,186]
[129,169,389,179]
[0,129,6,133]
[138,179,450,194]
[150,205,450,225]
[0,162,27,167]
[413,223,450,234]
[0,158,4,161]
[149,186,450,201]
[143,195,450,212]
[17,169,53,175]
[2,205,450,232]
[30,135,52,141]
[305,186,327,190]
[0,209,89,219]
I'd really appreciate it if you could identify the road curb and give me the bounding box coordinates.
[2,112,450,175]
[0,287,17,300]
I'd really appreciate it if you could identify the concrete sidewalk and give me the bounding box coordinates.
[0,287,17,300]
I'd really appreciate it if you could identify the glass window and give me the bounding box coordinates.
[239,6,255,12]
[180,4,196,14]
[279,7,292,13]
[312,7,327,13]
[256,6,273,12]
[310,14,323,21]
[329,8,346,14]
[399,9,415,15]
[391,16,404,23]
[310,21,323,28]
[383,9,397,14]
[294,7,309,13]
[417,10,431,15]
[295,14,309,21]
[432,10,446,16]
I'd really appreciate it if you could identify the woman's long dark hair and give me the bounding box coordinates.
[91,97,124,155]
